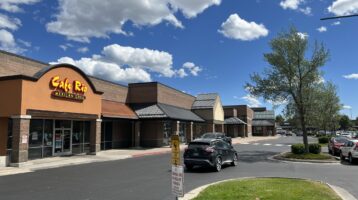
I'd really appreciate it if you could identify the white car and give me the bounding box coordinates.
[340,139,358,164]
[341,132,352,138]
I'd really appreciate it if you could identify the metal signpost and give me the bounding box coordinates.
[171,135,184,199]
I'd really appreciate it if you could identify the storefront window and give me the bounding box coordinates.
[179,123,186,143]
[73,121,91,154]
[6,118,13,158]
[55,120,71,129]
[163,121,172,145]
[101,121,113,150]
[29,119,43,160]
[43,120,53,157]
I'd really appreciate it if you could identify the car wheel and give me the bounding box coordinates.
[214,157,222,172]
[348,154,355,164]
[328,149,332,155]
[231,153,238,166]
[340,151,345,161]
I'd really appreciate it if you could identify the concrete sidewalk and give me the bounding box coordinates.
[0,135,278,176]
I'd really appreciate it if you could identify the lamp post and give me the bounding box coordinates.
[321,14,358,20]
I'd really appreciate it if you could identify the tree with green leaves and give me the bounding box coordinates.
[275,115,285,125]
[246,27,329,153]
[339,115,351,131]
[310,82,341,134]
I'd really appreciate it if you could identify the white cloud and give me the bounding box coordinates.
[53,56,152,83]
[280,0,311,15]
[343,73,358,79]
[0,0,40,13]
[102,44,175,77]
[18,39,31,47]
[0,29,24,53]
[0,14,21,30]
[328,0,358,16]
[182,62,202,76]
[317,26,327,32]
[343,105,352,109]
[51,44,200,83]
[280,0,303,10]
[176,68,188,78]
[332,21,341,26]
[241,94,262,107]
[218,14,268,41]
[77,47,89,53]
[297,32,309,39]
[46,0,221,42]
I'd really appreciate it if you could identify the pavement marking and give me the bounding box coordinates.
[240,142,250,144]
[275,144,284,146]
[263,144,272,146]
[252,143,260,145]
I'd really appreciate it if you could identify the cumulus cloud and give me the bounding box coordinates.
[176,68,188,78]
[297,32,309,39]
[0,14,21,30]
[343,73,358,79]
[77,47,89,53]
[317,26,327,32]
[52,44,199,83]
[343,105,352,109]
[46,0,221,42]
[0,0,40,13]
[218,14,268,41]
[332,21,341,26]
[280,0,311,15]
[0,29,24,53]
[182,62,202,76]
[328,0,358,16]
[241,94,262,107]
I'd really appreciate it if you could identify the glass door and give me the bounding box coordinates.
[53,128,72,156]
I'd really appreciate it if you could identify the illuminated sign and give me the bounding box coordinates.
[50,76,87,101]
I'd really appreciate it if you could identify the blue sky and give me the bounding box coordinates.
[0,0,357,118]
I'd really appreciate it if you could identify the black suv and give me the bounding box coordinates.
[200,132,232,145]
[184,139,238,172]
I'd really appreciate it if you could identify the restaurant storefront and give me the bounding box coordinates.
[0,64,103,166]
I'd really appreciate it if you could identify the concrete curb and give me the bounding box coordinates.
[272,152,339,163]
[179,177,357,200]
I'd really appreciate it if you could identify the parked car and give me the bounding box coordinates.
[200,132,232,145]
[285,131,293,136]
[295,131,303,137]
[184,139,238,172]
[328,137,349,156]
[340,139,358,164]
[341,132,352,138]
[276,129,286,135]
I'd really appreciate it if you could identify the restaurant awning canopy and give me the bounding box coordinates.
[102,99,138,119]
[224,117,247,125]
[132,103,205,122]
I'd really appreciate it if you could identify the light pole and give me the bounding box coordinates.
[321,14,358,20]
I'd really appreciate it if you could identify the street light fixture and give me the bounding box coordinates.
[321,14,358,20]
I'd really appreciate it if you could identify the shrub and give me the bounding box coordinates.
[308,144,321,154]
[318,136,330,144]
[291,144,306,154]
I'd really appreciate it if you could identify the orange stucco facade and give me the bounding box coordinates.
[0,66,102,118]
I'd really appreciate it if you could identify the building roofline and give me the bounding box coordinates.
[128,81,195,98]
[0,50,48,66]
[223,105,248,108]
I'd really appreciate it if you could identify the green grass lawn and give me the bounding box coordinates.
[193,178,341,200]
[284,152,332,160]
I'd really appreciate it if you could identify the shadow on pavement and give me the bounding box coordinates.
[238,151,280,163]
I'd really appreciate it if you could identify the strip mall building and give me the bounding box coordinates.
[0,51,274,167]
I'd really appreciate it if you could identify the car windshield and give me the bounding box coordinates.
[335,138,348,143]
[201,133,215,138]
[188,142,210,149]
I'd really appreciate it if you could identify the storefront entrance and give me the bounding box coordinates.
[53,128,72,156]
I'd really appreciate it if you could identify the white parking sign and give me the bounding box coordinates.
[172,165,184,197]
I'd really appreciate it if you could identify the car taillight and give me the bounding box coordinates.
[205,147,215,153]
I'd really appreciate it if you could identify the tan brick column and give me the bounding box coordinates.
[11,115,31,166]
[172,121,180,136]
[90,119,102,155]
[185,122,194,143]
